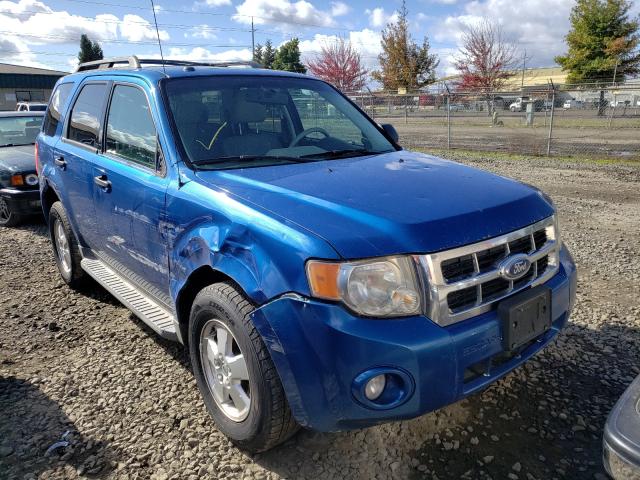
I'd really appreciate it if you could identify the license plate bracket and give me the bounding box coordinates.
[499,285,552,352]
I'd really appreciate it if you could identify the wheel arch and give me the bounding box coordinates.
[174,265,253,347]
[41,181,60,221]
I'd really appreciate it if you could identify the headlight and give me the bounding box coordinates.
[306,256,422,317]
[24,173,39,186]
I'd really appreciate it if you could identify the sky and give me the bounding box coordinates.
[1,0,639,79]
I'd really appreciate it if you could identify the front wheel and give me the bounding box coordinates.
[0,197,21,227]
[189,282,299,452]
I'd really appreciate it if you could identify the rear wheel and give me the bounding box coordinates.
[48,201,87,288]
[189,282,299,452]
[0,197,21,227]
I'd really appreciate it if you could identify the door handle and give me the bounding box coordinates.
[54,156,66,169]
[93,174,111,191]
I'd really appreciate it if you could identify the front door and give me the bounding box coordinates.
[90,82,170,306]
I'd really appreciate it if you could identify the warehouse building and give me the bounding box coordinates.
[0,63,68,111]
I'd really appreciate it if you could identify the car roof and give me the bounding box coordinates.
[17,102,47,105]
[62,64,313,84]
[0,111,45,117]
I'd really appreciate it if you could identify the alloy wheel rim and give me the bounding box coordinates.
[199,319,251,422]
[0,198,10,222]
[53,220,72,275]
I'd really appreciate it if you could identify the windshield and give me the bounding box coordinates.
[164,75,395,169]
[0,116,42,147]
[28,105,47,111]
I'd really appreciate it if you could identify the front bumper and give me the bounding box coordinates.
[251,245,577,432]
[604,375,640,479]
[0,187,41,215]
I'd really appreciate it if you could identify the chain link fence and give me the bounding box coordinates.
[348,83,640,160]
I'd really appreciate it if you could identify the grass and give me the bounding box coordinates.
[410,146,640,166]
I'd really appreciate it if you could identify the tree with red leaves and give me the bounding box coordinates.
[454,20,517,93]
[306,39,368,92]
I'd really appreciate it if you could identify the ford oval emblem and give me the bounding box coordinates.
[498,254,532,281]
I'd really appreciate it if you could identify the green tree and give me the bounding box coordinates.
[262,40,276,69]
[371,0,439,91]
[254,43,263,64]
[555,0,640,84]
[272,38,306,73]
[78,34,104,63]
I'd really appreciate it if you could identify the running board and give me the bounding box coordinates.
[81,258,177,341]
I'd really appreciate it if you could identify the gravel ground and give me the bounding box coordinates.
[1,155,639,480]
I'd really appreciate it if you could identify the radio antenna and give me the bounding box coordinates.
[149,0,167,75]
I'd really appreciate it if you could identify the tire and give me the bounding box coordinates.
[189,282,299,452]
[48,201,87,288]
[0,196,21,227]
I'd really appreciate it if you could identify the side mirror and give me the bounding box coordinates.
[381,123,399,144]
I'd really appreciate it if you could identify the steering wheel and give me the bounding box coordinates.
[289,127,330,147]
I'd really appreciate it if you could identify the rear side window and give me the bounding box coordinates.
[43,83,73,137]
[105,85,157,168]
[67,83,108,148]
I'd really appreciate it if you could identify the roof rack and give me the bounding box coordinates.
[76,55,262,72]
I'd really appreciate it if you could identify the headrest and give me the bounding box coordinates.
[173,100,207,125]
[229,92,267,123]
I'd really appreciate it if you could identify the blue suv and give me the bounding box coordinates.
[37,56,577,452]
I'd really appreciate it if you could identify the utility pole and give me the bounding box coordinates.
[251,17,255,59]
[547,80,555,156]
[612,57,619,86]
[521,49,526,90]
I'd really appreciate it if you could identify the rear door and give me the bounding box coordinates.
[57,81,110,248]
[90,80,170,305]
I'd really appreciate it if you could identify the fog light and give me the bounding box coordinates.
[364,374,386,400]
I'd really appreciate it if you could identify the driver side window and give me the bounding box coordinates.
[291,89,363,145]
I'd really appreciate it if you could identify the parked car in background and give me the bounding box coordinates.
[563,99,584,109]
[38,56,577,453]
[604,375,640,479]
[610,100,631,108]
[0,111,44,226]
[16,102,47,112]
[509,97,530,112]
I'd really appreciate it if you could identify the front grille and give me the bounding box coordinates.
[447,286,477,311]
[418,217,560,326]
[441,255,475,282]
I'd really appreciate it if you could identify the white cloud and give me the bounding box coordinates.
[434,0,574,70]
[188,24,218,40]
[0,33,49,68]
[203,0,232,6]
[233,0,335,28]
[0,4,169,45]
[119,14,169,42]
[298,29,382,70]
[0,1,171,69]
[330,1,349,16]
[0,0,50,20]
[167,46,252,62]
[365,7,398,28]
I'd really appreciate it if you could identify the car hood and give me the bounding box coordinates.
[194,151,554,258]
[0,145,36,173]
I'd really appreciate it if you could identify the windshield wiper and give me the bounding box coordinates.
[300,149,376,160]
[192,155,313,167]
